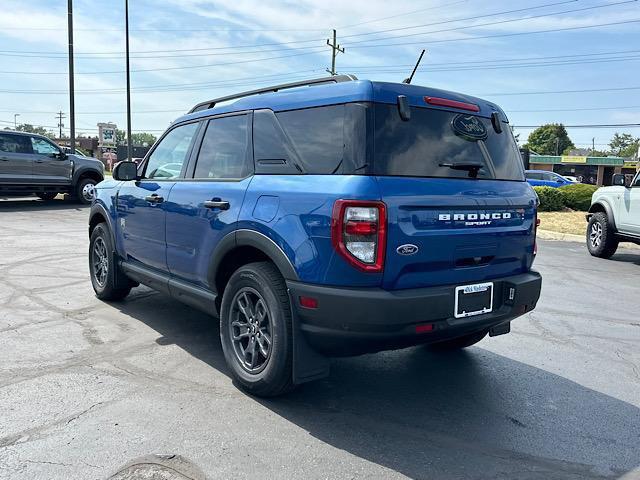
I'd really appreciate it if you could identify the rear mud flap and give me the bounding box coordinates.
[288,291,330,385]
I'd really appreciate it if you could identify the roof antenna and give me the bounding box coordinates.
[403,49,426,84]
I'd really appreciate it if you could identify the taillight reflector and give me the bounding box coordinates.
[415,323,434,334]
[331,200,387,273]
[424,96,480,112]
[299,296,318,309]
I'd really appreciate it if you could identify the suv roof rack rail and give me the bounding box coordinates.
[188,74,358,113]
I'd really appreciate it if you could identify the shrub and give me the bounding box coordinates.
[533,186,565,211]
[560,183,598,211]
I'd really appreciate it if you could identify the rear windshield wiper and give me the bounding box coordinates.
[439,161,484,178]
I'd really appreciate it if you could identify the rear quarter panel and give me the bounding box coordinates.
[239,175,382,287]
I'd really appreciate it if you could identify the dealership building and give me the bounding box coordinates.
[528,155,638,186]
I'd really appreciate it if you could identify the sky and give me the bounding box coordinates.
[0,0,638,151]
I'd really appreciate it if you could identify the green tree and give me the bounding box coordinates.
[11,123,55,138]
[130,132,157,147]
[608,132,639,157]
[116,129,126,145]
[525,124,575,155]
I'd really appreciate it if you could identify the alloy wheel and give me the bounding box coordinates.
[590,222,603,248]
[82,182,96,202]
[229,287,273,373]
[92,237,108,287]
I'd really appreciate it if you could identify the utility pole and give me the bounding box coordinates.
[13,114,19,129]
[125,0,133,162]
[555,137,560,156]
[326,29,344,76]
[56,111,66,139]
[67,0,75,153]
[592,137,595,154]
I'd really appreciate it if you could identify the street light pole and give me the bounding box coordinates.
[13,114,19,129]
[125,0,132,161]
[67,0,75,152]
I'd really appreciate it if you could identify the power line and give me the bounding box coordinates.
[346,18,640,50]
[506,105,640,113]
[339,0,472,28]
[513,123,640,128]
[0,0,627,59]
[341,0,579,40]
[479,86,640,96]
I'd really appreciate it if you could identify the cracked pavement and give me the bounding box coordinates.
[0,197,639,479]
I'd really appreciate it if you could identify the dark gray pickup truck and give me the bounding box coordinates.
[0,130,104,204]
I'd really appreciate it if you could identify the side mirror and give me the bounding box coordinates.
[557,178,564,183]
[51,151,67,160]
[612,173,627,187]
[112,161,138,181]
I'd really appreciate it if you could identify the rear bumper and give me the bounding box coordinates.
[287,271,541,355]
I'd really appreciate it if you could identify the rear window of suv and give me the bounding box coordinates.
[373,104,524,181]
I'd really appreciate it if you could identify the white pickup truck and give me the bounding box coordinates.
[587,171,640,257]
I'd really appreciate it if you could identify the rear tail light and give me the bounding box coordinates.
[533,213,540,257]
[331,200,386,272]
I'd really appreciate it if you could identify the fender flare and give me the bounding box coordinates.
[588,201,617,232]
[89,202,117,249]
[208,229,299,292]
[73,166,104,186]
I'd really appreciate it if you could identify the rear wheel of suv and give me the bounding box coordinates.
[37,192,56,201]
[219,261,294,397]
[76,177,97,204]
[89,223,132,301]
[427,330,487,352]
[587,212,618,258]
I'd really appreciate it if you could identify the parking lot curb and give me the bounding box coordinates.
[538,229,640,249]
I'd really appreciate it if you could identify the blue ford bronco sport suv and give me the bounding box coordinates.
[88,75,542,396]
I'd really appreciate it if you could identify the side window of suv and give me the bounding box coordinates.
[193,115,250,179]
[526,172,542,180]
[31,137,60,155]
[145,122,199,179]
[0,133,31,154]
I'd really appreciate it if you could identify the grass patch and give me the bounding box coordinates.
[538,211,587,236]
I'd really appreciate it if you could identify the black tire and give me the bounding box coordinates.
[427,330,487,352]
[76,177,97,205]
[219,261,294,397]
[89,223,132,301]
[37,192,57,201]
[587,212,618,258]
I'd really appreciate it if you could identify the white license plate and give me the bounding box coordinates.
[454,282,494,319]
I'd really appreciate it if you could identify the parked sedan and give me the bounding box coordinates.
[525,170,575,188]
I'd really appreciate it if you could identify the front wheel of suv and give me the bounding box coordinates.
[587,212,618,258]
[76,177,98,205]
[89,223,132,301]
[219,262,294,397]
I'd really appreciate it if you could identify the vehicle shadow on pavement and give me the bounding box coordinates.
[112,290,640,480]
[0,197,88,212]
[609,252,640,266]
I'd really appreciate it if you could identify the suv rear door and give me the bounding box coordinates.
[166,112,253,288]
[372,103,536,290]
[619,172,640,235]
[0,133,33,184]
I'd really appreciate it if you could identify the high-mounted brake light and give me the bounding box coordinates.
[331,200,386,272]
[424,96,480,112]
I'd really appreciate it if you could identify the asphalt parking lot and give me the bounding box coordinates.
[1,197,639,480]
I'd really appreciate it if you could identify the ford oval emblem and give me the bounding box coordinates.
[451,114,487,141]
[397,244,419,256]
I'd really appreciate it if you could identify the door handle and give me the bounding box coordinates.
[144,194,164,204]
[35,159,45,163]
[203,199,230,210]
[0,157,8,161]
